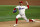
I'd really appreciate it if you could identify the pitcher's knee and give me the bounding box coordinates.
[22,16,25,18]
[16,16,19,19]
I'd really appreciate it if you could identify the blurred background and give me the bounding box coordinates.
[0,0,40,5]
[0,0,40,22]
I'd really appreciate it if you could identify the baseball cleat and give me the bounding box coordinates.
[14,24,17,27]
[29,19,35,22]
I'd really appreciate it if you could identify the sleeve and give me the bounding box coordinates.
[27,5,29,9]
[15,6,19,8]
[24,6,28,9]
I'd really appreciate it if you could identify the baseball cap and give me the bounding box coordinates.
[19,1,23,3]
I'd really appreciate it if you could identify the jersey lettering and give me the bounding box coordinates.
[19,8,24,10]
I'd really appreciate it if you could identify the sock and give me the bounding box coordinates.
[29,19,33,22]
[16,18,18,24]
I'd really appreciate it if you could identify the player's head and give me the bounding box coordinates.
[19,1,23,6]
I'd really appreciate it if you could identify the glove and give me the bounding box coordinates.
[13,9,17,13]
[13,8,17,13]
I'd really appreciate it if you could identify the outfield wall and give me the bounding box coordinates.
[0,0,40,5]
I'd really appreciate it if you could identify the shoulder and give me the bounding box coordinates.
[22,6,26,7]
[15,5,19,8]
[23,6,27,8]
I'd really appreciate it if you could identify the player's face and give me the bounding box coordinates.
[19,3,23,6]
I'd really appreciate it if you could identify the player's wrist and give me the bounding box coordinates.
[26,1,29,5]
[27,5,29,9]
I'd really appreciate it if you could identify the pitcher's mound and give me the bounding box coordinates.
[0,19,40,27]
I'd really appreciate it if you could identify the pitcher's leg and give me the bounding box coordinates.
[14,14,21,26]
[16,14,21,24]
[22,15,34,22]
[21,14,29,22]
[16,18,18,24]
[23,16,29,22]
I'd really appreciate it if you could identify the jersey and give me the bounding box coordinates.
[15,5,28,15]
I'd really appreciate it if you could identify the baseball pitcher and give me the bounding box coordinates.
[13,1,34,26]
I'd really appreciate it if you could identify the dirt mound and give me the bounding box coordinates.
[0,0,40,5]
[0,19,40,27]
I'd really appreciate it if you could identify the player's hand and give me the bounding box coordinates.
[26,1,29,5]
[26,1,28,4]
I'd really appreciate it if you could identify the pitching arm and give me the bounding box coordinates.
[26,1,29,9]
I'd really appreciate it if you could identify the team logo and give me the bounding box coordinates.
[19,8,24,10]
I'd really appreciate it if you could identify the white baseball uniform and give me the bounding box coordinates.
[15,5,29,22]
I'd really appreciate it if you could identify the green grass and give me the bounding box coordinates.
[0,5,40,22]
